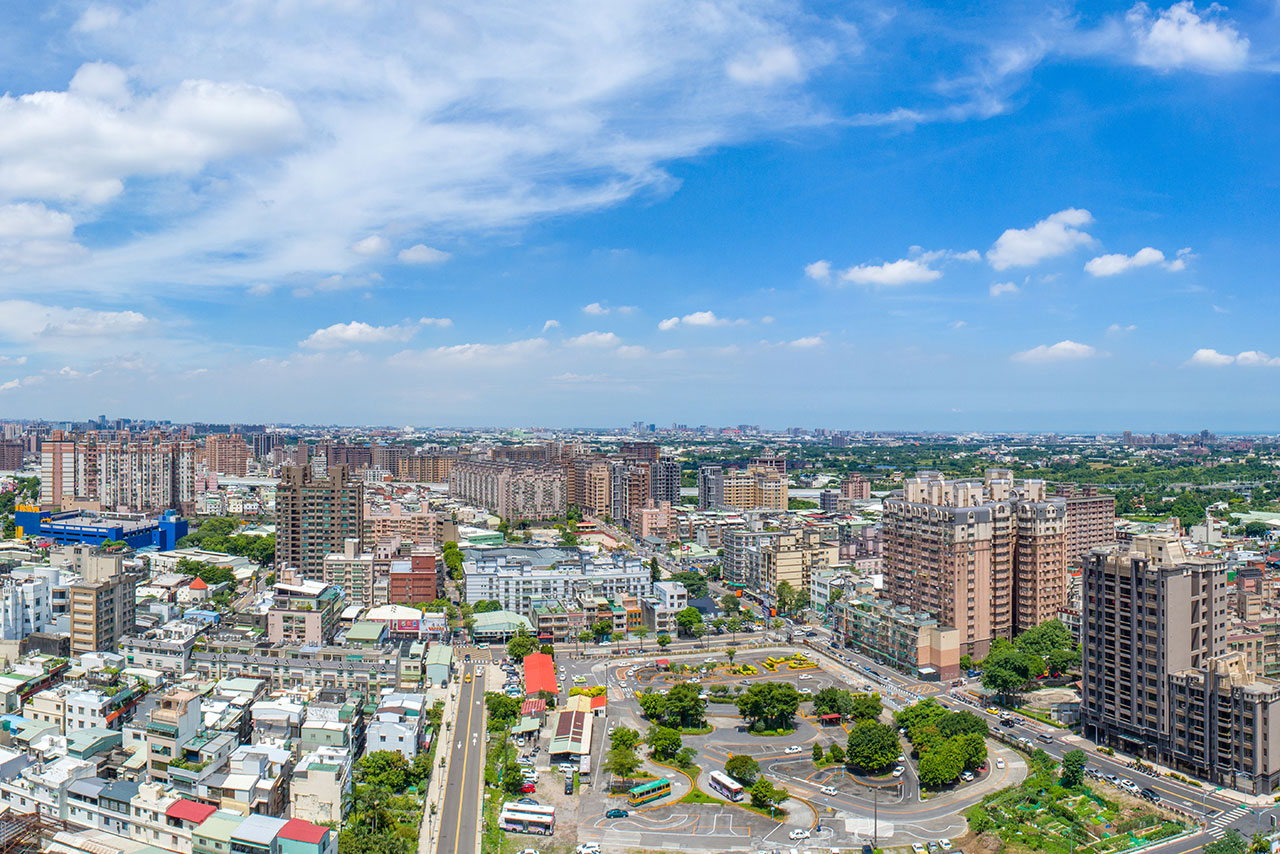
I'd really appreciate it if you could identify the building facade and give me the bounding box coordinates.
[275,465,363,581]
[449,461,567,521]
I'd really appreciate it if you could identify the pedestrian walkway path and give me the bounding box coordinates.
[1206,806,1250,839]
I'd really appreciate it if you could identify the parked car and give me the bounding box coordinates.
[789,829,811,841]
[517,797,539,806]
[960,771,974,782]
[576,845,602,854]
[605,808,629,819]
[995,758,1006,769]
[892,766,905,777]
[565,778,574,795]
[940,840,953,851]
[520,783,536,793]
[784,745,802,754]
[912,844,926,854]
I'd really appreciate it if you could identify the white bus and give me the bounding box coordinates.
[499,803,556,835]
[708,770,744,802]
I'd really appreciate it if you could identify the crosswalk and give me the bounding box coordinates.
[1206,806,1250,839]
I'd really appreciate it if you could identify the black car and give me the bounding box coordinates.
[862,846,874,854]
[517,797,539,806]
[565,778,574,795]
[1000,718,1016,727]
[1140,788,1161,802]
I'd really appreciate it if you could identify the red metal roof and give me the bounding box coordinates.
[589,695,607,710]
[277,818,329,844]
[165,799,217,825]
[818,713,842,721]
[521,698,546,716]
[523,652,557,695]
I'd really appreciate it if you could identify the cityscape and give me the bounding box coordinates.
[1,2,1278,854]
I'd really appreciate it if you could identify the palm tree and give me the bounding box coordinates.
[727,616,743,645]
[726,648,736,667]
[691,623,707,649]
[611,631,626,653]
[577,630,592,655]
[634,625,650,650]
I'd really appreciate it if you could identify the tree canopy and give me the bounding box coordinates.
[636,682,707,729]
[736,681,802,732]
[506,629,538,662]
[725,754,759,786]
[845,720,899,773]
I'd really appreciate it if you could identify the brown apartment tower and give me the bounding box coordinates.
[882,469,1067,658]
[276,465,364,581]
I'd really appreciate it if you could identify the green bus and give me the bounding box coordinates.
[627,778,672,806]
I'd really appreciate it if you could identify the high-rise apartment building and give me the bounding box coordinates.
[276,465,364,580]
[39,432,197,513]
[319,443,373,471]
[610,461,652,528]
[882,470,1066,657]
[567,458,611,517]
[841,474,871,500]
[1080,536,1280,793]
[697,464,788,511]
[449,461,566,521]
[68,550,138,654]
[722,524,840,611]
[397,454,455,483]
[1055,484,1117,565]
[618,442,659,465]
[250,432,282,460]
[653,459,681,506]
[204,433,250,477]
[0,440,22,471]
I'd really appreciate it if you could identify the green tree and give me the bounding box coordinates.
[646,725,683,760]
[720,592,740,614]
[1060,749,1087,787]
[1245,521,1270,538]
[506,629,538,662]
[649,557,661,581]
[938,710,988,739]
[656,633,672,649]
[736,681,802,732]
[725,754,760,786]
[828,742,845,764]
[591,619,614,641]
[959,654,974,672]
[634,625,650,648]
[669,571,708,599]
[953,732,987,770]
[813,687,854,719]
[484,693,520,726]
[610,726,639,752]
[845,720,899,773]
[604,742,642,780]
[1204,830,1247,854]
[849,692,883,722]
[637,692,666,722]
[917,740,964,787]
[675,606,704,635]
[1045,646,1081,676]
[749,777,789,811]
[1013,619,1073,658]
[357,750,411,792]
[775,580,796,615]
[610,630,626,650]
[474,600,502,613]
[812,742,825,763]
[690,622,707,648]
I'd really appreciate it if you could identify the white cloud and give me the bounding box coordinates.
[74,5,121,33]
[0,203,86,273]
[989,281,1020,297]
[0,300,148,342]
[397,244,451,264]
[582,302,609,315]
[1128,1,1249,72]
[390,338,547,367]
[300,320,423,350]
[542,319,560,332]
[0,62,303,204]
[657,310,745,330]
[761,316,774,324]
[14,5,843,295]
[351,235,389,256]
[1164,247,1194,272]
[790,335,824,348]
[566,330,621,347]
[1084,246,1165,276]
[1188,349,1280,367]
[615,305,637,315]
[1011,340,1098,363]
[615,345,649,359]
[949,320,967,329]
[1106,323,1138,335]
[839,258,942,286]
[987,208,1095,270]
[247,283,273,297]
[804,260,831,281]
[419,317,453,328]
[726,45,804,85]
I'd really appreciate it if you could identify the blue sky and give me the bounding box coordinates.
[0,0,1278,429]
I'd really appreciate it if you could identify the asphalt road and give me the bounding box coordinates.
[436,663,486,854]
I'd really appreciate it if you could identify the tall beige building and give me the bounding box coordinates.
[68,550,137,654]
[204,433,250,477]
[1056,484,1117,565]
[449,460,566,521]
[723,523,839,611]
[698,464,788,511]
[567,458,611,517]
[883,470,1066,657]
[397,454,455,483]
[40,432,197,513]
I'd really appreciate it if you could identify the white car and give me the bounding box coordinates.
[516,738,525,747]
[960,771,974,782]
[913,844,927,854]
[798,673,812,680]
[704,657,717,663]
[788,829,811,840]
[576,845,601,854]
[799,687,812,695]
[820,785,838,796]
[784,745,802,755]
[892,766,905,777]
[940,840,953,851]
[995,758,1006,769]
[896,754,906,763]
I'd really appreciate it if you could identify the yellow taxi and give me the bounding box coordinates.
[464,672,473,683]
